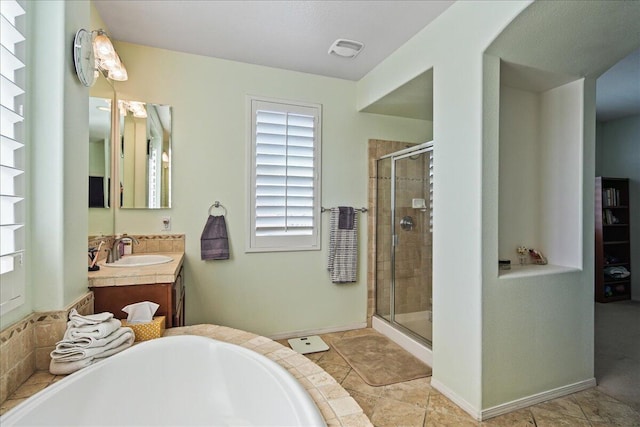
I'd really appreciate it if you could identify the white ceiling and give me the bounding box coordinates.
[93,0,454,81]
[94,0,639,122]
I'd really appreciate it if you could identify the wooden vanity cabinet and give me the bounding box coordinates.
[90,267,185,328]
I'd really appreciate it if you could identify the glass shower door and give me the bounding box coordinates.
[392,149,433,344]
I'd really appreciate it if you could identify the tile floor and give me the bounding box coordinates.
[278,328,640,427]
[2,327,639,426]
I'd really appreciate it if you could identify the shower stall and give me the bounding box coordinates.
[374,141,433,355]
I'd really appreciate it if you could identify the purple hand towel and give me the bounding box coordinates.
[200,215,229,260]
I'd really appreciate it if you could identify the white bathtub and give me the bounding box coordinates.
[1,335,326,426]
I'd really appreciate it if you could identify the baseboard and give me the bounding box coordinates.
[480,377,597,420]
[268,322,367,340]
[431,376,596,421]
[430,378,481,420]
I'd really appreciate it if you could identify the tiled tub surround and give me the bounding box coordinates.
[0,293,94,405]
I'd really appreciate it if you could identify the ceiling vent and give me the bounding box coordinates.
[328,39,364,59]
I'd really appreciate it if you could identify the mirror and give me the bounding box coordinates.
[118,101,172,209]
[88,97,112,208]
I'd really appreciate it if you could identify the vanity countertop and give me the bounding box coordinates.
[88,252,184,287]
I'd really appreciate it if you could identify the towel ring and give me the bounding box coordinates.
[208,201,227,216]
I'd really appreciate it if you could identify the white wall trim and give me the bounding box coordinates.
[268,322,367,340]
[480,378,597,421]
[431,378,481,420]
[432,377,596,421]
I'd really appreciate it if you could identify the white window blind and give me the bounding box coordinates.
[248,98,321,252]
[0,0,26,315]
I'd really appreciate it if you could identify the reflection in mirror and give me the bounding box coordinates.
[88,97,111,208]
[119,101,172,209]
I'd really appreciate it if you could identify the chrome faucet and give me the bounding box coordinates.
[107,235,140,263]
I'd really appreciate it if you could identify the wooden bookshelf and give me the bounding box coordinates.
[595,177,631,302]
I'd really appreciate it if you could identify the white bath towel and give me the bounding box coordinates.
[63,318,122,340]
[49,339,133,375]
[49,357,95,375]
[67,309,114,327]
[52,327,134,362]
[55,326,133,351]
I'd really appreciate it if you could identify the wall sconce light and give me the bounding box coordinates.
[73,28,128,87]
[93,30,128,82]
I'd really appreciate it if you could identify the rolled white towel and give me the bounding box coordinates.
[49,357,95,375]
[52,327,134,362]
[63,318,121,340]
[67,309,113,327]
[55,327,133,351]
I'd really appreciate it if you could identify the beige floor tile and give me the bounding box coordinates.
[349,390,382,419]
[342,370,385,397]
[424,392,479,427]
[318,348,350,367]
[318,361,352,384]
[530,412,592,427]
[380,380,432,408]
[576,396,640,425]
[371,397,426,427]
[304,351,325,362]
[530,396,588,420]
[480,409,535,426]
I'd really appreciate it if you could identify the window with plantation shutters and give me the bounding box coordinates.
[1,0,26,314]
[248,98,321,252]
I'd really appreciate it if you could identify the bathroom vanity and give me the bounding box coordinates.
[88,253,185,328]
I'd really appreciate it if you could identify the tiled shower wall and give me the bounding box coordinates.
[367,140,432,325]
[0,293,94,405]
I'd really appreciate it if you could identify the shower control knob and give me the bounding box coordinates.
[400,216,414,231]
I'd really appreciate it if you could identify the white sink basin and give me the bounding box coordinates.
[104,254,173,268]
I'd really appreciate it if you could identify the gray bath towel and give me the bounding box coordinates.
[338,206,355,230]
[201,215,230,260]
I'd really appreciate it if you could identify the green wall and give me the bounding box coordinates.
[110,42,431,337]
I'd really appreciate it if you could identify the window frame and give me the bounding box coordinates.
[246,96,322,253]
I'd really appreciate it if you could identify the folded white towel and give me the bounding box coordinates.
[49,339,133,375]
[92,339,134,360]
[67,309,113,327]
[55,326,133,351]
[52,328,134,362]
[49,357,94,375]
[63,318,122,340]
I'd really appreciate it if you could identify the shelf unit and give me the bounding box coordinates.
[595,177,631,302]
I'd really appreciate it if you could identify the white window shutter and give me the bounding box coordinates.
[0,0,26,315]
[248,98,321,252]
